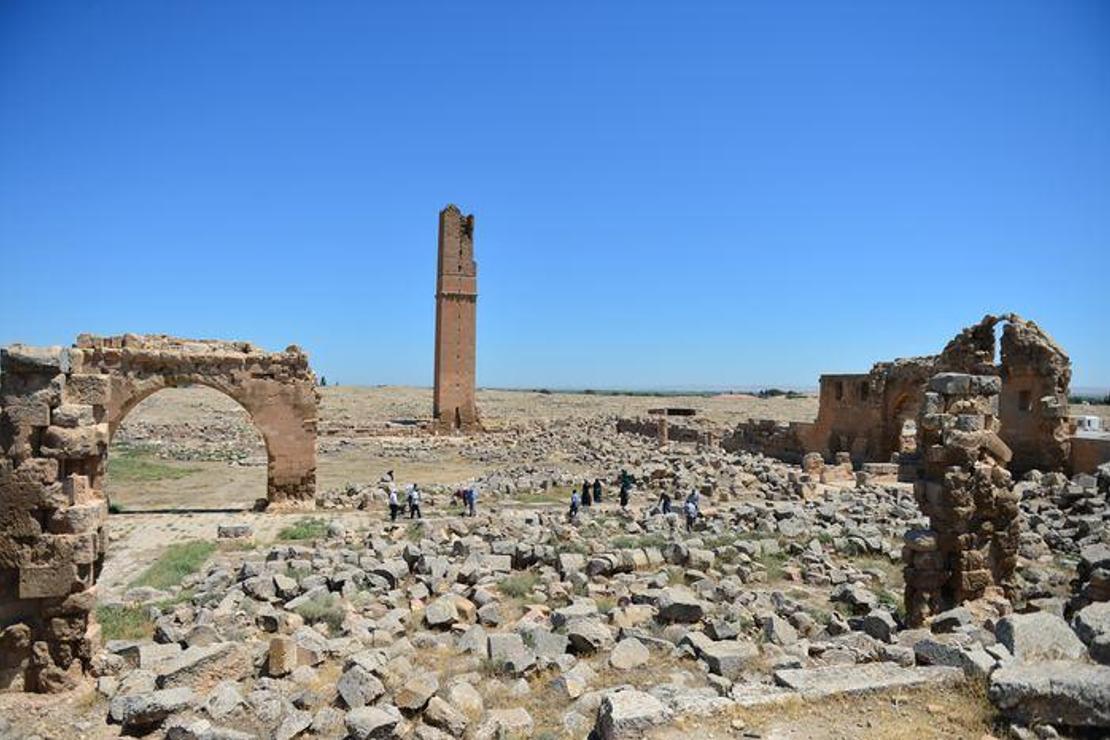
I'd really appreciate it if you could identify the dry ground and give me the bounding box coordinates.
[105,386,824,510]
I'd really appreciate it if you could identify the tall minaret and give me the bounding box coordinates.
[433,204,479,431]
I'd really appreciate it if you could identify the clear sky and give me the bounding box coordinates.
[2,1,1108,390]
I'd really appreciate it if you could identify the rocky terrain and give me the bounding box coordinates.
[2,386,1108,739]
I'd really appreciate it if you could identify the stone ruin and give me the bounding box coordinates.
[902,371,1019,626]
[0,334,317,691]
[615,409,717,447]
[724,313,1083,475]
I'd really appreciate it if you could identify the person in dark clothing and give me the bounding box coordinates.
[658,490,672,515]
[592,478,602,504]
[407,485,422,519]
[618,469,632,508]
[581,479,592,507]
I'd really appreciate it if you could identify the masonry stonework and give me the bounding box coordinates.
[433,205,480,431]
[723,314,1080,474]
[0,334,317,692]
[902,372,1019,626]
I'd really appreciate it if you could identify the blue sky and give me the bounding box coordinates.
[2,1,1108,390]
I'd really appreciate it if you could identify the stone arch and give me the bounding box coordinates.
[885,391,920,456]
[0,334,317,692]
[106,383,268,510]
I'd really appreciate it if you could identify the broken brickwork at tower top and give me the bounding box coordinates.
[433,205,480,431]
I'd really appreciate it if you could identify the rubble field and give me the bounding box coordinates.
[1,385,1108,740]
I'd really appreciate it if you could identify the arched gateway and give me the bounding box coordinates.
[0,334,317,691]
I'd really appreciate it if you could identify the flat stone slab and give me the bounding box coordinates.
[729,682,796,708]
[773,662,963,699]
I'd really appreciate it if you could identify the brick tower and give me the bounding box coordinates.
[433,204,479,431]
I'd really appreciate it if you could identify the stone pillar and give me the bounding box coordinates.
[903,372,1020,626]
[0,346,107,692]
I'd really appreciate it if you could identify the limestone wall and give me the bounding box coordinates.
[0,334,317,692]
[903,372,1019,626]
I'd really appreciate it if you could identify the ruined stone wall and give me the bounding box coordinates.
[722,315,1071,475]
[998,320,1071,475]
[0,334,317,692]
[903,372,1019,626]
[616,417,717,446]
[433,205,480,432]
[1070,434,1110,475]
[721,419,813,463]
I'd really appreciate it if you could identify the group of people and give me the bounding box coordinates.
[653,488,700,530]
[381,465,699,530]
[382,469,423,521]
[565,468,700,531]
[453,487,479,517]
[567,469,639,520]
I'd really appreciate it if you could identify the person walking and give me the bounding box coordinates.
[388,486,400,522]
[466,487,477,517]
[619,470,632,508]
[684,496,698,531]
[407,484,422,519]
[569,489,581,521]
[581,479,592,507]
[592,478,602,504]
[658,489,672,515]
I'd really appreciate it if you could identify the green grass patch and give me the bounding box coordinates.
[555,540,589,556]
[516,486,574,506]
[758,551,789,581]
[130,540,217,591]
[293,592,345,632]
[498,573,540,599]
[108,445,200,483]
[877,588,906,621]
[612,533,669,550]
[96,604,153,641]
[276,517,329,541]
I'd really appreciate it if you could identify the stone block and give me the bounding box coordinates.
[19,563,79,598]
[268,636,297,677]
[63,475,96,505]
[48,501,107,534]
[595,689,672,739]
[52,404,96,428]
[2,346,70,373]
[64,374,111,406]
[990,661,1110,728]
[774,662,963,699]
[2,402,51,428]
[41,424,107,460]
[928,373,971,395]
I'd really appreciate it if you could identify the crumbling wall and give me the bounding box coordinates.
[616,417,716,447]
[999,319,1071,475]
[721,419,813,463]
[722,314,1071,475]
[0,334,317,692]
[903,372,1019,626]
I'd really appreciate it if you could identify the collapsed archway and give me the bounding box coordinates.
[107,385,268,512]
[0,334,317,692]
